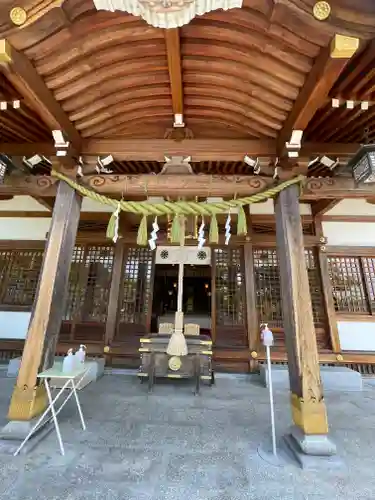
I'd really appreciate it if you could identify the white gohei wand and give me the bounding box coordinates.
[261,323,277,457]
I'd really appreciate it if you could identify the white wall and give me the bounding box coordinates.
[322,221,375,247]
[0,196,49,211]
[0,311,30,339]
[81,198,112,212]
[0,195,112,214]
[326,199,375,216]
[249,200,311,215]
[338,321,375,351]
[0,218,51,240]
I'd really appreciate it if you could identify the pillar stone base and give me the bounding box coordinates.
[289,425,336,456]
[283,426,341,470]
[291,393,329,435]
[7,385,48,421]
[0,418,54,455]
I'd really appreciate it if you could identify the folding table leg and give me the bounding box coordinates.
[44,379,65,456]
[70,379,86,430]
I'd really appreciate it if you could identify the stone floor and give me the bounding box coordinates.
[0,372,375,500]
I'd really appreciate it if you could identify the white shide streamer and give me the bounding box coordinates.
[113,203,121,243]
[197,219,205,249]
[148,217,159,250]
[225,213,231,245]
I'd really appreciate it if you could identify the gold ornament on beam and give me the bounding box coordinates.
[10,7,27,26]
[313,1,331,21]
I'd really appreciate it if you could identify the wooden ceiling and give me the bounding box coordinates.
[0,0,375,155]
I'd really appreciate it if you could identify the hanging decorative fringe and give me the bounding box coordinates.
[237,206,247,235]
[171,215,182,243]
[106,203,121,243]
[148,217,159,250]
[137,215,148,246]
[197,218,205,249]
[209,213,219,243]
[225,213,231,245]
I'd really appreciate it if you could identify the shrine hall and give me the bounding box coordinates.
[0,0,375,467]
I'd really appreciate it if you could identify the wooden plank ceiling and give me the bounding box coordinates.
[0,0,374,163]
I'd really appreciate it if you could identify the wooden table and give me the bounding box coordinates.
[138,334,214,394]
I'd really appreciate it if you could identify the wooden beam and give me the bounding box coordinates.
[243,235,259,371]
[311,199,341,217]
[302,177,374,200]
[0,139,361,160]
[104,242,126,348]
[277,34,359,154]
[8,180,82,422]
[0,39,81,149]
[275,184,329,439]
[164,28,183,117]
[2,173,374,199]
[314,217,341,354]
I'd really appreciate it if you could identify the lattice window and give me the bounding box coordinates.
[64,245,114,322]
[253,249,283,328]
[0,249,44,308]
[362,258,375,312]
[214,248,245,326]
[118,247,153,325]
[254,248,325,328]
[328,256,375,314]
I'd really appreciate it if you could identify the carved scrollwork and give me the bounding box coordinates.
[88,175,106,187]
[36,176,55,189]
[304,177,335,191]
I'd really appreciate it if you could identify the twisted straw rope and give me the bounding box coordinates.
[51,170,305,215]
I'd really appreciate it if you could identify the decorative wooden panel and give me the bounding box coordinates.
[0,249,44,309]
[116,247,154,340]
[61,244,115,341]
[213,247,247,347]
[254,248,328,347]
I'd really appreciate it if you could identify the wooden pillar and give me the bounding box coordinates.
[275,184,329,438]
[210,248,217,344]
[243,239,259,371]
[8,181,81,421]
[314,217,341,354]
[104,242,126,349]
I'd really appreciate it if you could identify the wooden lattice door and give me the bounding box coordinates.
[253,247,329,349]
[61,244,115,342]
[213,247,247,347]
[115,247,155,342]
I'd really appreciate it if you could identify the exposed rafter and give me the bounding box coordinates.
[277,34,360,155]
[0,39,81,150]
[164,28,183,125]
